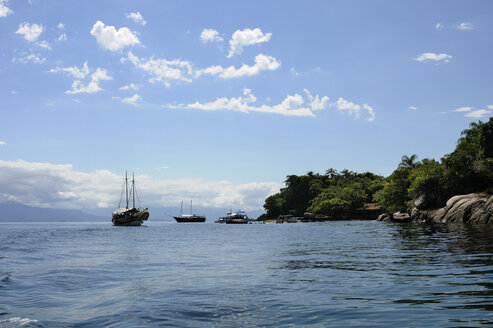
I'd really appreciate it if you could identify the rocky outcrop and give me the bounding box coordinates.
[411,193,493,224]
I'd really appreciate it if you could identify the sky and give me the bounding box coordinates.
[0,0,492,213]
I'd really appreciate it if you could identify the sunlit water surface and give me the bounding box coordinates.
[1,221,493,327]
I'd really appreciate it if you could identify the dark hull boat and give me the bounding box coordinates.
[173,215,206,223]
[173,200,206,223]
[112,172,149,226]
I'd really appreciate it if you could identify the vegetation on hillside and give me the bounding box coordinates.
[263,117,493,219]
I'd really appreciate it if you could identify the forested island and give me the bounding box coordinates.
[261,117,493,223]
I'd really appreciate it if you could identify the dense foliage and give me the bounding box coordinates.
[263,117,493,218]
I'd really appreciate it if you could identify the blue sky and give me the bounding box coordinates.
[0,0,492,212]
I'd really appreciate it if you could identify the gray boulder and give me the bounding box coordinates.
[392,212,411,222]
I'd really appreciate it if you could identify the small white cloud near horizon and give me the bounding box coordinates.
[0,0,13,17]
[126,12,146,26]
[415,52,452,63]
[457,22,474,31]
[90,20,140,51]
[333,97,375,122]
[290,67,300,76]
[50,61,112,94]
[165,88,329,117]
[409,106,418,111]
[122,93,141,106]
[227,28,272,58]
[0,141,5,145]
[200,29,223,43]
[435,22,444,30]
[15,23,44,42]
[57,22,64,29]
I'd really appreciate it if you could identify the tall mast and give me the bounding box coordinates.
[190,200,192,215]
[132,172,136,209]
[125,171,129,209]
[180,200,183,216]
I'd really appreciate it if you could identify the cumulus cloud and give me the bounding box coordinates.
[49,61,112,94]
[15,23,44,42]
[227,28,272,57]
[409,106,418,111]
[58,33,67,42]
[165,88,329,117]
[127,51,194,85]
[13,53,45,64]
[0,141,5,145]
[198,53,280,79]
[457,22,474,30]
[333,97,375,122]
[0,159,280,211]
[120,83,139,91]
[435,22,443,30]
[414,52,452,63]
[90,20,140,51]
[200,29,223,42]
[465,109,491,119]
[122,93,141,106]
[0,0,13,17]
[126,12,146,26]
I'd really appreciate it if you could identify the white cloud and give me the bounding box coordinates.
[457,22,474,30]
[333,97,375,122]
[165,88,329,117]
[90,20,140,51]
[465,109,491,119]
[13,53,45,64]
[227,28,272,57]
[198,53,280,79]
[122,93,141,106]
[435,22,443,30]
[290,67,300,76]
[50,62,112,94]
[453,106,472,112]
[49,61,90,79]
[200,29,223,42]
[303,89,329,110]
[120,83,139,91]
[409,106,418,110]
[414,52,452,63]
[0,0,13,17]
[127,51,194,85]
[488,105,493,110]
[126,12,146,26]
[58,33,67,42]
[37,40,52,50]
[0,141,5,145]
[57,22,64,29]
[15,23,44,42]
[0,159,280,211]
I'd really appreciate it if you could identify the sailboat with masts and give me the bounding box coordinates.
[112,171,149,226]
[173,200,206,223]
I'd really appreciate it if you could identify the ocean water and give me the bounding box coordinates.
[1,221,493,327]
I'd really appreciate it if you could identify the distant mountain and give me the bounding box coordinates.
[0,202,106,222]
[0,202,265,223]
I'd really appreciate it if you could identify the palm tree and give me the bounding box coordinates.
[398,154,418,169]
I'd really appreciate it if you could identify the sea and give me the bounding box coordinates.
[1,220,493,327]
